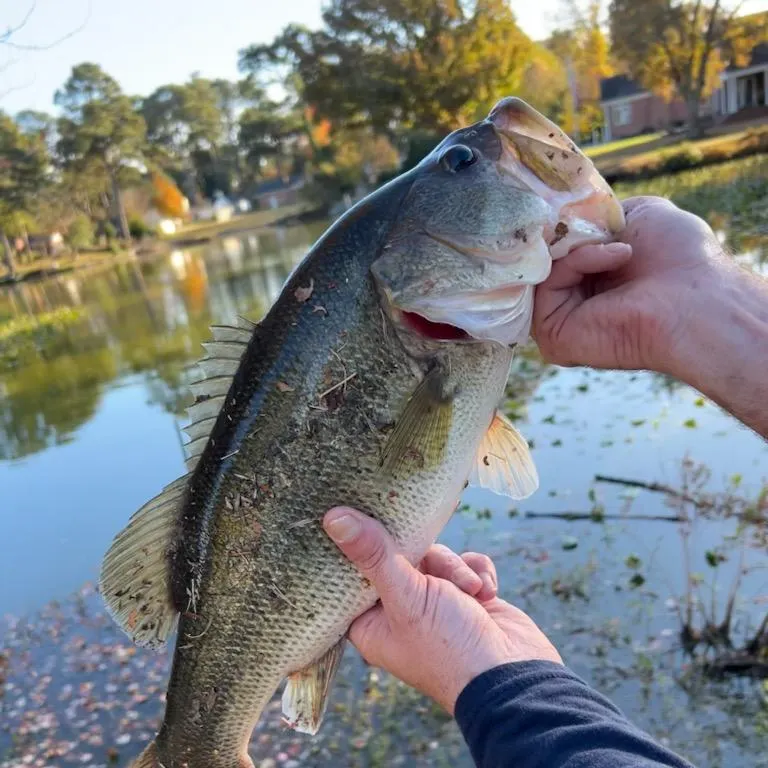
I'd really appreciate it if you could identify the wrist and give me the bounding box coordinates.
[664,262,768,434]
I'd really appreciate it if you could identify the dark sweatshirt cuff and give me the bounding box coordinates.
[454,660,694,768]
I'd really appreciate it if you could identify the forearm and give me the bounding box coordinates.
[455,661,694,768]
[665,263,768,439]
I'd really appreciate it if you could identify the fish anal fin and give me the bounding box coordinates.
[282,638,347,735]
[99,476,188,649]
[469,411,539,500]
[380,369,453,476]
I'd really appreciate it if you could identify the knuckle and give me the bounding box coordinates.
[358,538,388,575]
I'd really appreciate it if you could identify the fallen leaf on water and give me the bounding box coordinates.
[276,381,295,393]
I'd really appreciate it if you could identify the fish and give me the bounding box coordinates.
[99,97,625,768]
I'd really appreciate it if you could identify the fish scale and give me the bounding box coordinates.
[98,97,625,768]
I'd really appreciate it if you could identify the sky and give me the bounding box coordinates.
[2,0,768,115]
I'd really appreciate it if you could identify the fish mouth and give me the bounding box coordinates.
[489,97,625,258]
[394,283,533,346]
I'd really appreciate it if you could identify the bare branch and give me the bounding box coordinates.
[0,2,37,45]
[1,0,91,51]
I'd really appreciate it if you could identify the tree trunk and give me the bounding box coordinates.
[686,94,704,139]
[110,169,130,241]
[1,230,17,279]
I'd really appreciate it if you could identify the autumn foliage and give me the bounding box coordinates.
[151,172,188,219]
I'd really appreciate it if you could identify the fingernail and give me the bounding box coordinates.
[324,509,361,543]
[604,242,632,256]
[481,572,496,595]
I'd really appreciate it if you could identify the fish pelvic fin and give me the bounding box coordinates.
[99,474,189,649]
[469,411,539,500]
[282,638,347,735]
[380,368,454,476]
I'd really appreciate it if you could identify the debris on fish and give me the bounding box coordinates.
[99,97,625,768]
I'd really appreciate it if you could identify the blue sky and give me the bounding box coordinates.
[2,0,768,115]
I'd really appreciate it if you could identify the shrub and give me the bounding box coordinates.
[128,215,154,240]
[67,215,95,250]
[659,145,704,174]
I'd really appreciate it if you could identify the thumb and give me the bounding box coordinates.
[323,507,420,611]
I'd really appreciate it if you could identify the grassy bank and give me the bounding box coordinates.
[0,248,139,285]
[616,154,768,244]
[165,202,312,244]
[596,125,768,183]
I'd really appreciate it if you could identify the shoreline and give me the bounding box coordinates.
[0,203,322,287]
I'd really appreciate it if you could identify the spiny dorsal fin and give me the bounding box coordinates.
[468,411,538,500]
[99,475,188,649]
[380,368,453,477]
[282,638,347,735]
[183,318,255,471]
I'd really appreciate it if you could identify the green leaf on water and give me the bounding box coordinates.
[705,550,727,568]
[630,419,646,427]
[588,488,596,502]
[561,536,579,551]
[694,397,706,407]
[625,554,642,570]
[551,439,563,447]
[508,508,519,518]
[577,383,589,393]
[629,573,645,589]
[730,473,743,488]
[543,414,556,424]
[683,418,698,428]
[600,440,614,447]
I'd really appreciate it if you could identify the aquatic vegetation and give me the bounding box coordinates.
[615,154,768,253]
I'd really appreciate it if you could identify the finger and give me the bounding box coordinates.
[323,507,420,609]
[622,195,675,217]
[421,544,483,597]
[461,552,498,602]
[543,242,633,291]
[347,604,391,667]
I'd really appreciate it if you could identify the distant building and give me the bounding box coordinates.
[252,175,306,210]
[717,42,768,118]
[600,37,768,141]
[599,75,689,142]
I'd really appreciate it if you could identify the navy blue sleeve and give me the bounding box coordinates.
[454,661,695,768]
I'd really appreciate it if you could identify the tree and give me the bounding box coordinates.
[608,1,766,137]
[55,63,146,240]
[241,0,532,136]
[547,1,614,139]
[0,111,49,275]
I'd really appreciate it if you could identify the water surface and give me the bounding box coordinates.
[1,218,767,767]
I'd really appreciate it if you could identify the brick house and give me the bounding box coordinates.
[599,75,689,141]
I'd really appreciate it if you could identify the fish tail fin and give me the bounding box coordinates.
[130,741,159,768]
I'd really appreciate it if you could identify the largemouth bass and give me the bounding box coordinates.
[100,98,625,768]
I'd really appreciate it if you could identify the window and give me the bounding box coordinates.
[612,103,633,126]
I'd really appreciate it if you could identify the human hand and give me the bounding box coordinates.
[323,507,562,715]
[533,195,729,375]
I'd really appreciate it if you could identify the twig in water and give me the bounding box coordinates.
[524,511,683,523]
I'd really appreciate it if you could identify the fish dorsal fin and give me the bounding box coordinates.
[282,638,347,735]
[183,319,255,471]
[99,475,188,649]
[380,368,454,476]
[469,411,539,500]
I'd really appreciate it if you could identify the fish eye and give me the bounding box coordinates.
[440,144,476,173]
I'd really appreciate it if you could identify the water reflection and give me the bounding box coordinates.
[0,220,328,462]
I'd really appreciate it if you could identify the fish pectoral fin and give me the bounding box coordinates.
[380,368,453,475]
[282,638,347,735]
[469,411,539,500]
[99,475,187,649]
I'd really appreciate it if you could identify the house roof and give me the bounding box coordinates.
[600,75,646,103]
[726,40,768,71]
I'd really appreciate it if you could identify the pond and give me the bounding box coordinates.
[1,206,767,767]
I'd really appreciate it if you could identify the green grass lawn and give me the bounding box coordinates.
[166,203,311,242]
[584,132,665,159]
